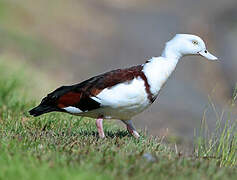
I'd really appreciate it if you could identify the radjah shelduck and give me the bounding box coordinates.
[29,34,218,138]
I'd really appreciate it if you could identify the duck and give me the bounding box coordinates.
[29,34,218,138]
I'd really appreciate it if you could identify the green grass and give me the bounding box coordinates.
[194,88,237,167]
[0,59,236,180]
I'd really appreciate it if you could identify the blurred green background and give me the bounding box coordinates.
[0,0,236,139]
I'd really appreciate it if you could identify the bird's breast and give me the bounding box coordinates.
[142,57,178,96]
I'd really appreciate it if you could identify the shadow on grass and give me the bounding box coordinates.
[76,130,131,139]
[29,124,133,140]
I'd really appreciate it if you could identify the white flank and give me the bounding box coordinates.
[63,106,82,114]
[92,77,149,108]
[90,77,150,120]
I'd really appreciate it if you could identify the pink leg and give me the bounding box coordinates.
[96,117,105,138]
[127,125,140,139]
[123,120,140,139]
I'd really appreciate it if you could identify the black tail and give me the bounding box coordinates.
[29,105,57,117]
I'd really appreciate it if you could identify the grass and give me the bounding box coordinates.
[0,58,236,180]
[194,88,237,167]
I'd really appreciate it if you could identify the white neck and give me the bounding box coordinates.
[161,41,183,61]
[142,47,182,97]
[142,38,185,97]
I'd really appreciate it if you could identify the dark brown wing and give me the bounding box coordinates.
[39,65,146,113]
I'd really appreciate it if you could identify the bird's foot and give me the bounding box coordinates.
[127,125,140,139]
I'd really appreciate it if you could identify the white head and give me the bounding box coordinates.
[162,34,218,60]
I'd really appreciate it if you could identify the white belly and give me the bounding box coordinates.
[78,104,150,120]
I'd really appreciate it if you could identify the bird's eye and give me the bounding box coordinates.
[192,40,198,45]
